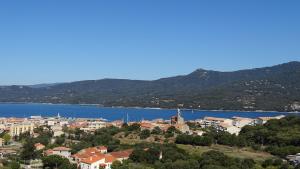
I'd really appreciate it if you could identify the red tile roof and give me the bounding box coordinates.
[80,154,105,164]
[53,147,71,151]
[110,149,133,159]
[105,154,116,163]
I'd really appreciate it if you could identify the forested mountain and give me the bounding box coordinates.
[1,61,300,111]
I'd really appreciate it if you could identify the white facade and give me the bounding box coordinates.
[9,122,34,136]
[52,148,71,158]
[232,117,254,128]
[88,121,106,130]
[80,158,106,169]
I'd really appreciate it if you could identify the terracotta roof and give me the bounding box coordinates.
[44,149,53,156]
[53,147,71,151]
[98,146,107,150]
[80,154,105,164]
[105,154,116,163]
[140,122,155,129]
[219,122,231,128]
[73,146,106,160]
[232,116,253,121]
[110,149,133,159]
[204,116,228,121]
[34,143,45,147]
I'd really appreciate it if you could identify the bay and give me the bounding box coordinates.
[0,103,296,121]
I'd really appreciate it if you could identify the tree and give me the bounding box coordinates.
[167,126,180,134]
[55,136,65,145]
[42,155,75,169]
[241,159,255,169]
[20,139,37,161]
[151,127,162,135]
[3,133,11,145]
[9,161,20,169]
[111,160,122,169]
[140,129,151,139]
[127,123,141,132]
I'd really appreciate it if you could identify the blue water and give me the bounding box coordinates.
[0,103,296,121]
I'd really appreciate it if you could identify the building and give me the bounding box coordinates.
[9,122,35,137]
[0,138,3,147]
[218,122,241,135]
[232,116,255,128]
[171,109,190,133]
[109,120,124,128]
[81,121,107,132]
[45,147,71,158]
[202,117,233,127]
[140,121,156,131]
[171,109,185,125]
[79,154,118,169]
[51,125,64,137]
[109,149,133,162]
[286,153,300,166]
[255,115,285,125]
[74,147,132,169]
[34,143,45,151]
[72,146,108,164]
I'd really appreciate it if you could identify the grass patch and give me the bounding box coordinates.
[177,144,274,162]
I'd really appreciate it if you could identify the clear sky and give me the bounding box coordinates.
[0,0,299,85]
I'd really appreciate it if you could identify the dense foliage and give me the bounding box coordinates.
[239,116,300,157]
[176,116,300,159]
[114,142,260,169]
[42,155,76,169]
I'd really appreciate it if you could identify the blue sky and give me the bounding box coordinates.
[0,0,299,85]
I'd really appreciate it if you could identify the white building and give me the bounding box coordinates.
[202,117,233,127]
[255,115,285,125]
[218,122,241,135]
[81,121,106,132]
[232,116,255,128]
[45,147,71,159]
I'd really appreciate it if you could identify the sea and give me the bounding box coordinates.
[0,103,298,122]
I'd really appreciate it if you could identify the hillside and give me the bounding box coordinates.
[0,61,300,111]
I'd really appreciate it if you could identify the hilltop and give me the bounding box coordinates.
[0,61,300,111]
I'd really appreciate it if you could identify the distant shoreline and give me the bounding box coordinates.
[0,102,299,114]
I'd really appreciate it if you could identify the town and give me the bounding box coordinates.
[0,109,298,169]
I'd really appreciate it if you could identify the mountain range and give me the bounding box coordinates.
[1,61,300,111]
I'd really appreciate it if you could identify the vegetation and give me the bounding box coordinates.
[11,115,300,169]
[0,62,300,111]
[176,116,300,159]
[42,155,76,169]
[239,116,300,158]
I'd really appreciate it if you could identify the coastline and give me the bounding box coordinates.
[0,102,299,114]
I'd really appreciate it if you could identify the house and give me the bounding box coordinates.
[34,143,45,151]
[202,117,233,127]
[75,148,132,169]
[72,146,108,164]
[45,147,71,158]
[140,122,156,131]
[109,149,133,162]
[232,116,255,128]
[218,122,241,135]
[51,125,64,137]
[286,153,300,166]
[255,115,285,125]
[109,120,124,128]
